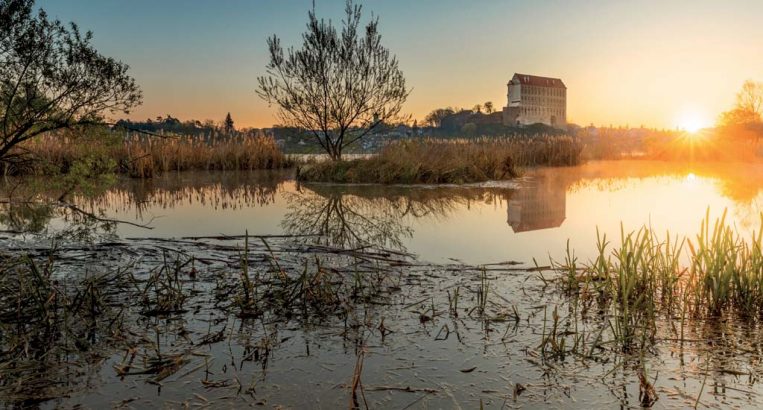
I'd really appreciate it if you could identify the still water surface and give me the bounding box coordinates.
[82,160,763,265]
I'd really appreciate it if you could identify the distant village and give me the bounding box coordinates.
[116,73,674,155]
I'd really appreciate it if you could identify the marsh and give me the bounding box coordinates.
[3,160,763,408]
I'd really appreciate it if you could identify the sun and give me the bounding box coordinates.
[676,111,710,134]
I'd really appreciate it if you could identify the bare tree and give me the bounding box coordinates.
[0,0,142,164]
[719,80,763,126]
[484,101,494,114]
[737,80,763,117]
[257,1,409,160]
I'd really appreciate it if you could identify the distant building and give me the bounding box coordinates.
[502,73,566,128]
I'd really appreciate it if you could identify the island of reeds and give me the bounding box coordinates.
[297,136,583,184]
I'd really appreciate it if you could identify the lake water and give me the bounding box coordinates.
[67,160,763,266]
[4,160,763,408]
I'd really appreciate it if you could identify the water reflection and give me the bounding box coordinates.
[283,184,513,250]
[4,161,763,263]
[508,173,566,232]
[5,163,763,407]
[83,170,289,216]
[0,201,117,242]
[558,161,763,229]
[0,202,55,234]
[0,170,290,243]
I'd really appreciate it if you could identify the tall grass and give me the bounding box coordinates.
[555,209,763,351]
[120,133,291,177]
[299,136,583,184]
[13,131,292,178]
[687,209,763,315]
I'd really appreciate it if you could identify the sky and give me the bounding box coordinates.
[36,0,763,129]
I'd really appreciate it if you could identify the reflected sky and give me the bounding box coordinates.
[4,160,763,265]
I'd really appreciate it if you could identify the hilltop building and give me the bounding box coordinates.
[502,73,566,128]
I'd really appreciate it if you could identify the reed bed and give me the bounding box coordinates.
[551,209,763,353]
[120,134,291,177]
[298,136,583,184]
[14,131,292,178]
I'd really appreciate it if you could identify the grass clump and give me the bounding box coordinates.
[133,251,192,316]
[214,236,398,324]
[554,209,763,353]
[298,136,583,184]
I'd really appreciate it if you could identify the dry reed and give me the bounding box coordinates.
[299,136,583,184]
[13,131,292,178]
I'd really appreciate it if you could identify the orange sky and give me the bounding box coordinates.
[39,0,763,130]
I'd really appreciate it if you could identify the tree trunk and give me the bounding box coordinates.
[328,140,342,161]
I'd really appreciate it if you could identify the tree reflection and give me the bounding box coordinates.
[0,201,120,242]
[0,176,119,241]
[282,184,513,250]
[0,202,55,234]
[0,170,291,239]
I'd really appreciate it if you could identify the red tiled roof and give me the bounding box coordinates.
[511,73,566,89]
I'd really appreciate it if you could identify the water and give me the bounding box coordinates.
[65,160,763,265]
[4,160,763,408]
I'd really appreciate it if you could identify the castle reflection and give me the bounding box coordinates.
[507,174,566,232]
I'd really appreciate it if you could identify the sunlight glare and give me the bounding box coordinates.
[676,111,710,134]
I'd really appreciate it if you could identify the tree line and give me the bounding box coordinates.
[114,112,246,137]
[718,80,763,139]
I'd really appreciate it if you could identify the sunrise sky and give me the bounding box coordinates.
[37,0,763,130]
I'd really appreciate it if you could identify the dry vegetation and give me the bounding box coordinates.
[9,130,292,178]
[119,134,291,177]
[0,234,413,405]
[298,136,583,184]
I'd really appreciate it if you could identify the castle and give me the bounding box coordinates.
[502,73,566,128]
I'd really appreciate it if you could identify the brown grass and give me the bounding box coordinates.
[120,134,291,177]
[298,136,583,184]
[13,130,292,178]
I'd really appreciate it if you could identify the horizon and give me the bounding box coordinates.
[36,0,763,130]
